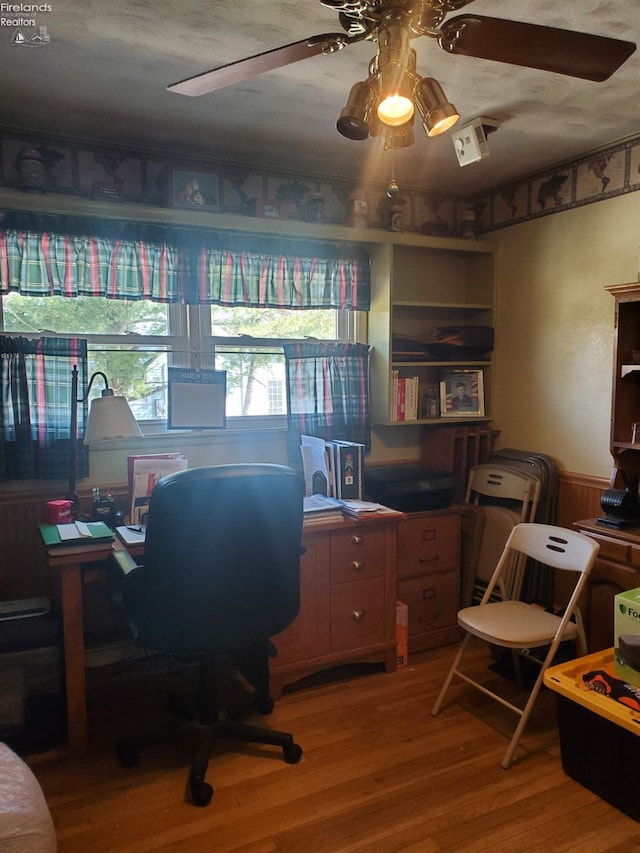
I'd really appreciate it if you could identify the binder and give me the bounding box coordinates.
[326,440,364,500]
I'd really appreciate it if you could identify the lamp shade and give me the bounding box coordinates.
[84,395,143,444]
[415,77,460,137]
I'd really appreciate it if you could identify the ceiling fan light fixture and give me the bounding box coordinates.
[337,80,378,140]
[376,24,416,127]
[382,120,415,150]
[416,77,460,137]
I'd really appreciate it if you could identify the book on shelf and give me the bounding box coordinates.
[390,373,419,421]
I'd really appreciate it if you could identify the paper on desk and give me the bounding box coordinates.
[57,522,93,540]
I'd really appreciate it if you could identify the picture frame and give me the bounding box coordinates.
[439,369,485,418]
[169,168,219,211]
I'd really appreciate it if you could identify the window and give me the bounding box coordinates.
[0,218,370,429]
[0,292,358,426]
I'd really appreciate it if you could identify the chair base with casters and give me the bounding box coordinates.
[431,523,599,770]
[116,642,303,807]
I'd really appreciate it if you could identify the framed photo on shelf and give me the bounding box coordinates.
[439,369,485,418]
[169,168,219,211]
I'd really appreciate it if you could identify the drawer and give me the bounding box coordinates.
[580,530,640,565]
[330,577,385,651]
[330,528,385,583]
[398,513,459,579]
[398,571,458,637]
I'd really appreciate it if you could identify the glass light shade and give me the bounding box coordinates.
[337,80,378,140]
[377,92,414,127]
[84,394,143,443]
[416,77,460,137]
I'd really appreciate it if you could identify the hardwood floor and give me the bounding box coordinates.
[29,643,640,852]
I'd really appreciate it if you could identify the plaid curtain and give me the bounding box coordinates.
[192,247,369,309]
[0,336,88,481]
[284,341,370,469]
[0,218,370,310]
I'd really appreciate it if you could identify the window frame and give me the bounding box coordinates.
[0,298,367,434]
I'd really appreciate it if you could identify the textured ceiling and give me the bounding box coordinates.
[0,0,638,197]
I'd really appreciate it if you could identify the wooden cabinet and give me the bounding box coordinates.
[573,518,640,652]
[606,282,640,490]
[397,508,461,652]
[368,237,495,426]
[270,513,400,697]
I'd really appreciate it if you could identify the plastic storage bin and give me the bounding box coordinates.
[544,648,640,820]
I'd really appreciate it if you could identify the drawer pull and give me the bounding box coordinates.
[351,560,364,571]
[422,529,436,541]
[351,609,365,621]
[422,588,436,600]
[350,535,363,545]
[418,555,439,564]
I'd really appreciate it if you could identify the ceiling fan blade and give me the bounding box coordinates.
[168,33,350,96]
[440,15,636,81]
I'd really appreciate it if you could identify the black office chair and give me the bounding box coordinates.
[116,463,305,806]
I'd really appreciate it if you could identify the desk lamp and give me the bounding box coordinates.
[67,364,143,507]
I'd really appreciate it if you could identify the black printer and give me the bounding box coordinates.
[364,465,455,512]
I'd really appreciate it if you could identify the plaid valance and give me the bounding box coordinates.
[0,211,370,310]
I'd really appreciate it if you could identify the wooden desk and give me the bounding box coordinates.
[45,514,400,752]
[573,518,640,652]
[46,540,116,753]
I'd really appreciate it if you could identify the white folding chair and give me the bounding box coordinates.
[432,523,600,769]
[465,464,542,604]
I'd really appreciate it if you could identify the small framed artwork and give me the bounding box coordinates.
[167,367,226,430]
[170,168,219,211]
[439,369,485,418]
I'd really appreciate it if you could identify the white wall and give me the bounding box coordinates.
[492,192,640,478]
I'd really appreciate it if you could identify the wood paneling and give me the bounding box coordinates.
[0,484,127,601]
[557,471,609,529]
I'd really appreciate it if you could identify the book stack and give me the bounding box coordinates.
[39,521,114,555]
[390,371,419,421]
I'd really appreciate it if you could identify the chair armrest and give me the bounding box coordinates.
[110,547,141,577]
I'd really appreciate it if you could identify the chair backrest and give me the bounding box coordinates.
[503,523,599,573]
[466,464,541,523]
[133,463,304,655]
[481,523,599,607]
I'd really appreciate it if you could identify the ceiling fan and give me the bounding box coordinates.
[168,0,636,148]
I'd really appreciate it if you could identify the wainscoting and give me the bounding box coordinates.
[0,484,128,602]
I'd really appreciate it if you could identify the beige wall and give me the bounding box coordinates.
[492,192,640,478]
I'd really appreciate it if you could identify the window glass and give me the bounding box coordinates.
[2,293,168,336]
[1,295,349,424]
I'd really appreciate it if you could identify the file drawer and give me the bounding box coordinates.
[398,511,459,579]
[330,576,385,651]
[330,528,385,583]
[398,571,459,651]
